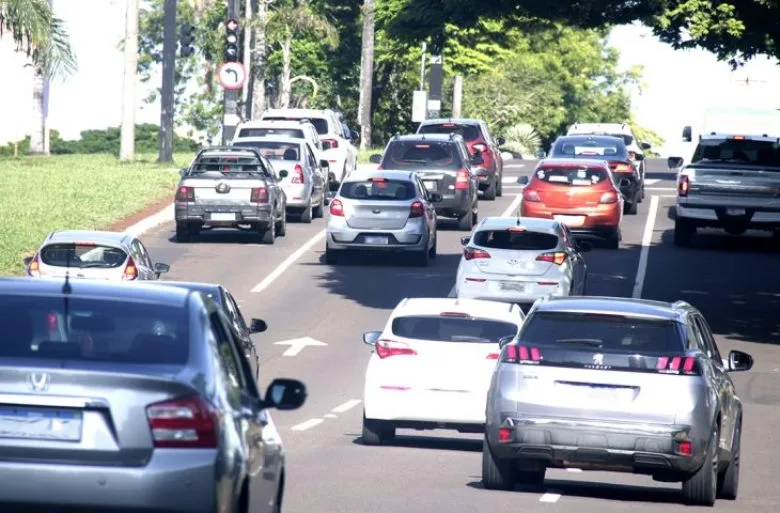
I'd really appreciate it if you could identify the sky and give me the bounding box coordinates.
[1,6,779,154]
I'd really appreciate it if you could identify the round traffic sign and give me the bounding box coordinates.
[217,62,247,90]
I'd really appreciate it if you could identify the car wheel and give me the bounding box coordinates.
[414,246,430,267]
[325,245,340,265]
[312,192,325,218]
[300,204,313,223]
[483,179,497,200]
[361,412,394,446]
[275,211,287,237]
[458,210,474,231]
[481,439,517,491]
[624,198,638,215]
[681,424,719,506]
[496,174,503,197]
[607,229,621,249]
[429,233,437,259]
[674,218,696,247]
[175,222,191,243]
[259,221,275,245]
[717,418,740,500]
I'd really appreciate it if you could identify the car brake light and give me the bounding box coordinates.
[536,252,566,265]
[455,169,470,190]
[677,440,693,456]
[440,311,469,317]
[292,164,305,184]
[27,254,40,277]
[146,395,218,448]
[322,138,339,149]
[473,143,488,153]
[486,352,500,360]
[122,256,138,280]
[613,163,632,173]
[375,339,417,359]
[409,201,425,218]
[599,191,619,204]
[175,186,195,202]
[329,199,344,216]
[522,188,541,202]
[498,427,513,442]
[656,356,700,375]
[500,344,542,364]
[678,175,689,197]
[464,247,490,260]
[250,187,268,203]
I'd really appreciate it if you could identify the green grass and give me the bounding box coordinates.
[0,152,193,276]
[357,148,383,164]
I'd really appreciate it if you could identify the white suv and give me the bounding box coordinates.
[232,119,326,171]
[261,108,359,183]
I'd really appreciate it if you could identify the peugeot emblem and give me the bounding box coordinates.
[28,372,50,392]
[372,209,381,214]
[215,182,231,193]
[507,259,519,266]
[592,353,604,365]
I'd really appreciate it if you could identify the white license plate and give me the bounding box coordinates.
[423,181,437,190]
[500,281,526,292]
[0,408,82,441]
[210,213,236,221]
[554,215,586,227]
[364,236,388,245]
[726,208,746,216]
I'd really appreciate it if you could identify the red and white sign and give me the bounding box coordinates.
[218,62,247,91]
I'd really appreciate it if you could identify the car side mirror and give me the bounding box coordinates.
[460,236,470,246]
[682,125,692,142]
[322,141,333,150]
[634,153,645,161]
[278,170,289,178]
[23,256,33,267]
[470,154,484,165]
[727,350,753,372]
[179,168,187,177]
[496,136,506,146]
[350,129,359,141]
[498,336,514,349]
[534,150,546,159]
[368,154,382,164]
[640,141,651,150]
[319,160,330,169]
[263,378,307,410]
[618,178,631,188]
[576,241,593,252]
[668,156,684,169]
[153,262,170,274]
[363,330,381,345]
[516,175,529,185]
[250,318,267,334]
[428,192,443,203]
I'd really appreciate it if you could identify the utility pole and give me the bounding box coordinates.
[452,75,463,118]
[221,0,241,145]
[357,0,375,150]
[120,0,140,161]
[158,0,176,163]
[241,0,253,118]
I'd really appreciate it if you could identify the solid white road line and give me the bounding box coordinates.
[631,195,660,299]
[331,399,362,413]
[291,418,324,431]
[539,492,562,503]
[251,230,326,293]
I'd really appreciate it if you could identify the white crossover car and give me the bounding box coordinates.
[360,297,526,445]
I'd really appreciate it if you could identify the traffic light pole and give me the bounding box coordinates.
[221,0,241,145]
[158,0,177,163]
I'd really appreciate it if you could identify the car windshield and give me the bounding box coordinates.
[382,141,462,170]
[264,116,328,134]
[534,166,610,187]
[40,243,128,269]
[232,141,301,161]
[0,295,190,365]
[418,123,481,142]
[553,138,627,160]
[236,128,305,139]
[340,178,416,201]
[189,154,265,176]
[473,229,559,250]
[691,138,780,169]
[391,315,518,343]
[518,312,683,355]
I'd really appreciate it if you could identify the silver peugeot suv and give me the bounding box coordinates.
[483,296,753,506]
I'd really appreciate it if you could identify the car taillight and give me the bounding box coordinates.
[498,426,513,443]
[375,339,417,359]
[473,143,488,153]
[536,251,566,265]
[523,188,541,202]
[676,440,693,456]
[656,356,701,375]
[409,201,424,218]
[175,186,194,202]
[613,163,632,173]
[322,138,338,149]
[678,175,689,197]
[292,164,305,184]
[455,169,470,190]
[500,344,542,364]
[329,199,344,216]
[464,247,491,260]
[250,187,268,203]
[599,191,619,204]
[486,352,500,359]
[122,256,138,280]
[27,254,40,277]
[146,395,218,448]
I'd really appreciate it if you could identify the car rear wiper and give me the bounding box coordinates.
[450,335,492,342]
[79,262,114,269]
[556,338,603,348]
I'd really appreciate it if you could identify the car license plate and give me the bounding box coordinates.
[554,215,586,227]
[0,408,82,442]
[423,181,437,191]
[500,281,526,292]
[726,208,746,216]
[210,213,236,221]
[364,236,388,245]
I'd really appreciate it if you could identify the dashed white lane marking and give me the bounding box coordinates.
[324,414,337,418]
[631,194,660,299]
[291,418,324,431]
[503,164,526,170]
[566,468,582,472]
[251,230,326,293]
[331,399,362,413]
[539,492,562,503]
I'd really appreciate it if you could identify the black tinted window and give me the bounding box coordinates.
[237,128,305,139]
[552,138,628,159]
[232,141,300,160]
[383,141,462,170]
[519,312,682,355]
[418,123,481,142]
[191,153,265,176]
[691,138,780,168]
[534,166,609,186]
[0,295,190,365]
[391,316,518,343]
[473,229,559,250]
[40,243,128,269]
[264,117,328,134]
[340,179,416,201]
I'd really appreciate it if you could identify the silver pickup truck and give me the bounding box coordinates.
[670,133,780,246]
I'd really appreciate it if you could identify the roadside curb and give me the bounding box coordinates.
[124,203,174,237]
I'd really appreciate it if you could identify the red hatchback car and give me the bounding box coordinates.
[518,158,624,248]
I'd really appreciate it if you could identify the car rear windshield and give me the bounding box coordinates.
[237,127,305,139]
[519,312,683,355]
[473,229,559,250]
[391,315,518,343]
[0,295,190,365]
[190,153,266,176]
[40,243,128,269]
[535,167,609,186]
[691,138,780,168]
[553,138,628,159]
[233,140,301,161]
[340,178,416,201]
[264,116,329,135]
[383,141,463,170]
[418,123,481,142]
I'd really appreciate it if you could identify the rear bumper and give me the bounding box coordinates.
[175,202,273,227]
[434,191,472,219]
[520,204,621,231]
[676,201,780,229]
[326,219,428,252]
[0,450,219,512]
[365,387,486,427]
[456,275,571,302]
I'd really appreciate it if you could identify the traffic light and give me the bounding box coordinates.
[224,18,239,62]
[179,23,195,58]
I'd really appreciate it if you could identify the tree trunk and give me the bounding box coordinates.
[250,0,269,119]
[357,0,375,150]
[278,35,292,109]
[120,0,140,161]
[29,66,47,155]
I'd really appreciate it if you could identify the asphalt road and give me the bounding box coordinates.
[144,158,780,513]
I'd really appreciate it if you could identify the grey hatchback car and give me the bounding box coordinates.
[483,296,753,506]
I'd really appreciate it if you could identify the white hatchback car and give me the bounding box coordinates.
[360,297,526,445]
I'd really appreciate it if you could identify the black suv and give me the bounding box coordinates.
[369,134,480,230]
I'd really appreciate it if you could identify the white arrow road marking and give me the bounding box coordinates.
[274,337,328,356]
[332,399,362,413]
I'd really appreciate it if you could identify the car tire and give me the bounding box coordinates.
[483,179,497,201]
[325,245,340,265]
[681,424,719,506]
[300,204,313,223]
[429,234,437,259]
[674,218,696,247]
[275,211,287,237]
[458,210,474,231]
[414,246,430,267]
[607,229,621,249]
[624,198,638,215]
[259,221,275,245]
[496,174,503,197]
[717,418,740,500]
[361,412,394,446]
[313,193,325,218]
[481,439,517,491]
[175,222,191,243]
